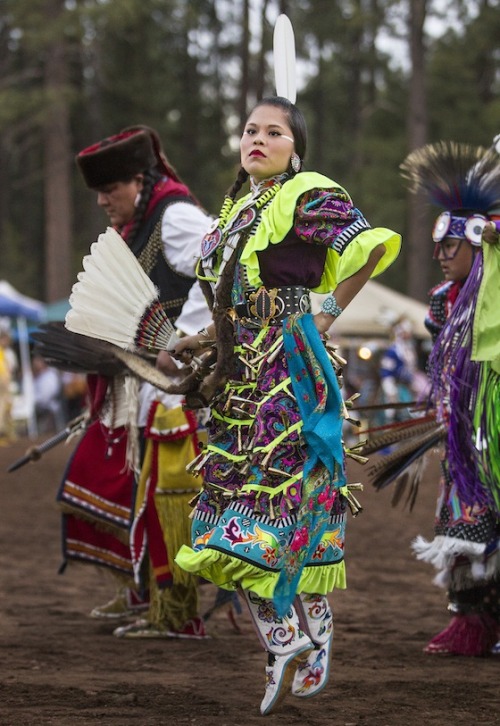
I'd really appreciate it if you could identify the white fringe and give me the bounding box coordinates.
[99,374,140,475]
[412,534,486,566]
[100,375,130,428]
[124,376,140,476]
[412,534,500,590]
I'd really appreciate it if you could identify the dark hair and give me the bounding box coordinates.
[125,168,162,245]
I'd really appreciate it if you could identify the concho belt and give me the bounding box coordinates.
[233,285,311,328]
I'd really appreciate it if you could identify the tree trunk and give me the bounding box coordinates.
[406,0,430,302]
[255,0,270,101]
[43,2,73,302]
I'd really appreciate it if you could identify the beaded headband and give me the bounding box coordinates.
[432,211,490,246]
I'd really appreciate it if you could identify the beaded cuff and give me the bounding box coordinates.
[320,294,343,318]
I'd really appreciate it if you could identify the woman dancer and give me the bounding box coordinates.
[171,96,401,713]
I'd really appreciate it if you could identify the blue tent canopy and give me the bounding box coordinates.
[0,281,46,438]
[0,294,44,321]
[44,298,71,322]
[0,281,45,322]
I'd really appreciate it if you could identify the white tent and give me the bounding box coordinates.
[312,279,430,342]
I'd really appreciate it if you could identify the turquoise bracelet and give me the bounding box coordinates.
[320,294,343,317]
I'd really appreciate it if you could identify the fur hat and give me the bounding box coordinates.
[118,124,182,183]
[76,129,157,188]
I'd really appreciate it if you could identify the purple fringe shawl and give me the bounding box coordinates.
[427,252,494,509]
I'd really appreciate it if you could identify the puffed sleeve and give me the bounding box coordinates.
[294,188,401,286]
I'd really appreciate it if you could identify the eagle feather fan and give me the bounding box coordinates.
[65,227,179,351]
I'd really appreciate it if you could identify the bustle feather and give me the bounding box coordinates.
[389,456,427,512]
[400,141,500,212]
[359,415,437,455]
[367,422,445,500]
[273,14,297,103]
[65,227,179,352]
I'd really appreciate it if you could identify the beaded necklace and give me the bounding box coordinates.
[201,174,289,288]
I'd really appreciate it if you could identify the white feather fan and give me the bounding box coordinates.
[273,14,297,103]
[65,227,179,351]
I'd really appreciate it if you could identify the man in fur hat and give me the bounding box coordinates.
[57,126,215,639]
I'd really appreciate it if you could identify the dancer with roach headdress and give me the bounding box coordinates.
[400,138,500,656]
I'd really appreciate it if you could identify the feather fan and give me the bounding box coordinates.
[111,347,187,394]
[33,321,180,394]
[273,14,296,103]
[33,322,127,376]
[65,227,179,352]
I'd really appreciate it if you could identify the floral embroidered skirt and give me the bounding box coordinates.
[175,322,348,598]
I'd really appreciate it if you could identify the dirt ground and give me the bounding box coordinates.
[0,433,498,726]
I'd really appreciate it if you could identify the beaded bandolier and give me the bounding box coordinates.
[199,179,288,388]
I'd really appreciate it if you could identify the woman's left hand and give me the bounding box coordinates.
[156,350,180,376]
[482,221,500,246]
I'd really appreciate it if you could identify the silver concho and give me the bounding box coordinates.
[465,214,488,247]
[432,211,451,242]
[299,294,312,313]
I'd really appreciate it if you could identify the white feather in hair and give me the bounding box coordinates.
[65,227,179,351]
[273,14,297,103]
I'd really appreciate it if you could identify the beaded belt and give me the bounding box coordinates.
[233,285,311,328]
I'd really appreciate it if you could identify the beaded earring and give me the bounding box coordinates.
[290,153,301,173]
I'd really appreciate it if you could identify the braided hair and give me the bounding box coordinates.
[194,99,308,402]
[122,169,162,247]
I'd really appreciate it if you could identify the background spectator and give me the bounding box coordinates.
[32,354,64,434]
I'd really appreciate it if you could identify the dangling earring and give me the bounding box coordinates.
[290,152,301,173]
[134,192,142,208]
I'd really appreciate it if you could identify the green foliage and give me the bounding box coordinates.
[0,0,499,300]
[428,2,500,145]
